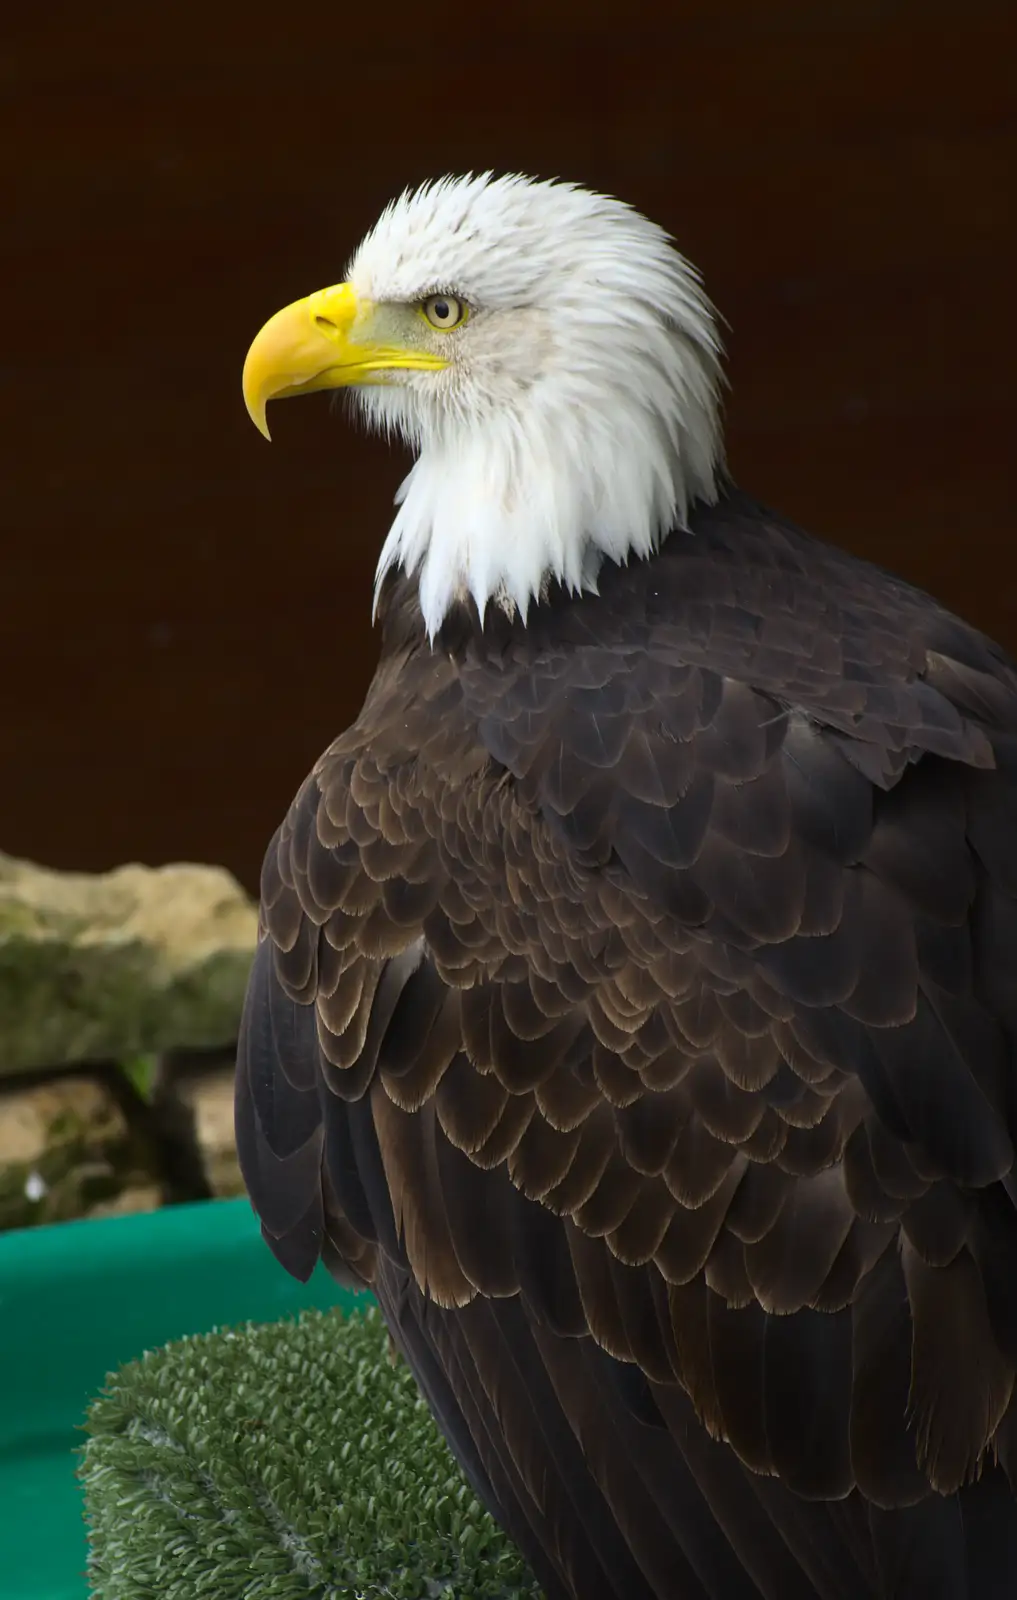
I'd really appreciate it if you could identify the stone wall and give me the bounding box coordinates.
[0,853,256,1231]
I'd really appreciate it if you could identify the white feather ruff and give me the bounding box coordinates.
[345,173,725,639]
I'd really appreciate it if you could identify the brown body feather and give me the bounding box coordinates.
[235,489,1017,1597]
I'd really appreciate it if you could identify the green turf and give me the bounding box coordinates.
[80,1305,544,1600]
[0,1197,354,1600]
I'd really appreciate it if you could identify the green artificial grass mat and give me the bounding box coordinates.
[79,1304,544,1599]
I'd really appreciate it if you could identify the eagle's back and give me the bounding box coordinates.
[236,490,1017,1599]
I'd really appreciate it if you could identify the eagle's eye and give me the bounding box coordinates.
[420,294,468,332]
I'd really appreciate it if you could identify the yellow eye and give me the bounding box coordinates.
[420,294,468,332]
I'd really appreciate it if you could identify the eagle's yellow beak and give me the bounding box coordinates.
[242,283,449,440]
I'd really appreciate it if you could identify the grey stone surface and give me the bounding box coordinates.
[0,1073,146,1230]
[0,853,258,1078]
[176,1060,246,1198]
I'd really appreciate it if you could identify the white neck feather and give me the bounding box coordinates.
[374,367,721,639]
[356,175,725,640]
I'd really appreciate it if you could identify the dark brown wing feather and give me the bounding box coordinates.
[235,490,1017,1598]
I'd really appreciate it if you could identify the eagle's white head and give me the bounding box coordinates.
[243,173,725,639]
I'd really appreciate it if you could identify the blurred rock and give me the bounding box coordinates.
[0,852,258,1079]
[0,1074,151,1231]
[87,1183,163,1220]
[176,1060,245,1198]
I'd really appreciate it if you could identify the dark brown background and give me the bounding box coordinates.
[3,1,1014,895]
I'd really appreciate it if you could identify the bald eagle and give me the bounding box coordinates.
[235,174,1017,1599]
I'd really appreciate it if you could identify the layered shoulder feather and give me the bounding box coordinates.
[236,491,1017,1598]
